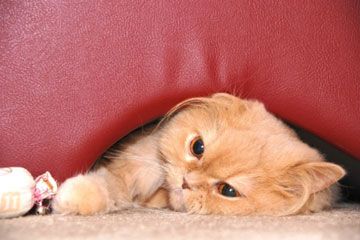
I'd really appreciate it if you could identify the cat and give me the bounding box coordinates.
[53,93,345,216]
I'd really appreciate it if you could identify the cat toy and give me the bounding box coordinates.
[0,167,58,218]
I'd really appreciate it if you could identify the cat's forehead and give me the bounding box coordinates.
[199,128,319,180]
[179,104,309,175]
[200,128,265,177]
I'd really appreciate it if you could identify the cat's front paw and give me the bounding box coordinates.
[52,174,109,215]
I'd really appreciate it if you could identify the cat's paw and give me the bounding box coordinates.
[52,174,109,215]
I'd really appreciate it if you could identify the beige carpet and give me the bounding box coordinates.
[1,204,360,240]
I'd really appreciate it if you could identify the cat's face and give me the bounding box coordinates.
[159,93,345,215]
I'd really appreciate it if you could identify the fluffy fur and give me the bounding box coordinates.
[53,93,345,216]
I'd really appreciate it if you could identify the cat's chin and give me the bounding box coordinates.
[169,188,186,212]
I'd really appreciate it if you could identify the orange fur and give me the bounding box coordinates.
[53,93,345,216]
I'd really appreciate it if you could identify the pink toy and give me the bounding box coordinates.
[0,167,58,218]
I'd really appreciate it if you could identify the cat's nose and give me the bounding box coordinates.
[182,177,191,190]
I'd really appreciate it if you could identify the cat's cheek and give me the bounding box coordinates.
[183,190,207,214]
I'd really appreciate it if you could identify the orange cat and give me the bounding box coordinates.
[53,93,345,216]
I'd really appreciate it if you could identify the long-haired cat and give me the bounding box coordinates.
[53,93,345,216]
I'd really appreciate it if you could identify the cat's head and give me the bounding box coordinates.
[159,93,345,215]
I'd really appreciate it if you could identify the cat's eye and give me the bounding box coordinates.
[217,183,240,198]
[190,137,204,158]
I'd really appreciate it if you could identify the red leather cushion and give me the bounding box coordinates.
[1,1,359,182]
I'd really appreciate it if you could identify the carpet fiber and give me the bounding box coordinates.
[1,204,360,240]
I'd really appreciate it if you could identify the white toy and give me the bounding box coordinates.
[0,167,57,218]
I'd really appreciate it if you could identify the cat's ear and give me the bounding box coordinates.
[211,93,238,101]
[279,161,345,195]
[165,97,209,117]
[157,96,211,127]
[165,93,242,118]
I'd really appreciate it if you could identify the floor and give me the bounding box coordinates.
[1,204,360,240]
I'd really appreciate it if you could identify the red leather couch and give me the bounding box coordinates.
[1,1,359,186]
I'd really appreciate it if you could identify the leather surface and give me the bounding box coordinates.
[1,1,359,182]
